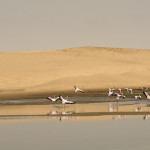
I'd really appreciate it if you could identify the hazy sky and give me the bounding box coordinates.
[0,0,150,52]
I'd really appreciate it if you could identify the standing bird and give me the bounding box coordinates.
[135,95,142,104]
[124,88,133,94]
[118,88,122,94]
[112,87,116,92]
[143,92,150,100]
[128,88,133,94]
[74,86,84,93]
[141,87,148,90]
[135,95,142,100]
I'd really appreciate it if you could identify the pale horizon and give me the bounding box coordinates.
[0,0,150,52]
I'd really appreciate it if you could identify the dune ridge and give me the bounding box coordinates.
[0,47,150,95]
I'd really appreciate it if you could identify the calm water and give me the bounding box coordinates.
[0,98,150,150]
[0,116,149,150]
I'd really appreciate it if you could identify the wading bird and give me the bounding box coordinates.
[74,86,84,93]
[135,95,142,100]
[143,92,150,100]
[118,88,122,94]
[124,88,133,94]
[141,87,148,90]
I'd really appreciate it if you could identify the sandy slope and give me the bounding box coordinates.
[0,47,150,94]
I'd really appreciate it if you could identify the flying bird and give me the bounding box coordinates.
[47,95,59,102]
[116,93,126,100]
[59,95,75,104]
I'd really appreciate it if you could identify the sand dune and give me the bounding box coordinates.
[0,47,150,96]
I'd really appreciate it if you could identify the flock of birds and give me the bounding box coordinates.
[47,85,150,104]
[47,86,84,104]
[108,87,150,101]
[108,87,139,100]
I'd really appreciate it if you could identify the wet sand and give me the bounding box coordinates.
[0,87,147,101]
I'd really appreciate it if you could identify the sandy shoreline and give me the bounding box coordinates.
[0,46,150,99]
[0,88,146,100]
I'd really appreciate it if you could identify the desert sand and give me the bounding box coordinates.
[0,47,150,99]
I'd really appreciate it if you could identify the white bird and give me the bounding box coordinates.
[74,86,84,93]
[128,88,133,94]
[141,87,148,90]
[124,88,128,91]
[108,90,113,96]
[118,88,122,94]
[59,95,75,104]
[116,93,126,100]
[112,87,115,91]
[47,95,59,102]
[143,92,150,100]
[135,95,142,100]
[108,90,117,96]
[124,88,133,94]
[108,88,111,91]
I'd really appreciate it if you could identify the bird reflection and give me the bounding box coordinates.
[113,115,124,120]
[143,115,150,120]
[135,105,142,112]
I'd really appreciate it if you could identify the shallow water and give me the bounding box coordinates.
[0,116,150,150]
[0,99,150,150]
[0,96,148,105]
[0,100,150,117]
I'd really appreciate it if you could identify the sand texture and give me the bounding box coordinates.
[0,47,150,96]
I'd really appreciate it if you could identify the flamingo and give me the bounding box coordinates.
[47,95,59,102]
[143,115,150,120]
[112,87,115,92]
[143,92,150,100]
[141,87,148,90]
[118,88,122,94]
[135,95,142,100]
[74,86,84,93]
[124,88,133,93]
[108,89,117,96]
[135,95,142,104]
[59,95,75,104]
[108,88,112,92]
[116,93,126,100]
[128,89,133,94]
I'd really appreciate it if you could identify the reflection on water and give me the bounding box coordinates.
[0,101,150,117]
[143,115,150,120]
[0,101,149,123]
[0,101,150,150]
[0,100,150,150]
[0,116,150,150]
